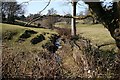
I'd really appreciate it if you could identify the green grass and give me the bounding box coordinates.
[1,22,117,51]
[1,23,57,36]
[1,23,57,50]
[76,24,115,45]
[77,24,116,51]
[55,22,116,51]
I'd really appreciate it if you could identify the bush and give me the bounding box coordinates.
[31,34,45,44]
[42,34,60,53]
[20,30,37,39]
[56,28,71,39]
[2,45,62,78]
[3,31,18,40]
[18,30,37,42]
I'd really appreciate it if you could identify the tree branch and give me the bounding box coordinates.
[98,43,115,49]
[19,0,33,5]
[25,14,93,26]
[25,0,51,26]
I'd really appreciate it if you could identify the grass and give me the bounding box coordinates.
[55,22,71,28]
[1,22,117,51]
[55,22,116,51]
[1,23,57,36]
[77,24,114,44]
[76,23,116,50]
[2,23,118,78]
[1,23,57,50]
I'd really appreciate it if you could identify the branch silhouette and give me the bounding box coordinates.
[25,0,51,26]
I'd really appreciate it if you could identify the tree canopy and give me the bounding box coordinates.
[1,1,25,23]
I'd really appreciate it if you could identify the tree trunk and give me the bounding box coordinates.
[85,2,120,53]
[71,0,77,36]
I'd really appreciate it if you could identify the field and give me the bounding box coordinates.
[56,22,116,51]
[1,22,61,53]
[77,24,116,50]
[1,23,57,49]
[1,23,117,52]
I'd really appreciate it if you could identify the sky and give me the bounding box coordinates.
[16,0,88,16]
[16,0,113,17]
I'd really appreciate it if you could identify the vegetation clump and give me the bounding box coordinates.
[56,27,71,39]
[2,45,62,78]
[18,29,37,42]
[42,34,60,53]
[56,35,119,78]
[3,31,18,40]
[20,30,37,38]
[31,34,45,44]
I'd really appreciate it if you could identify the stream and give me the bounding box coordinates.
[53,37,62,65]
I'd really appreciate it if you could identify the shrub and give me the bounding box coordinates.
[42,34,60,53]
[18,30,37,42]
[20,30,37,39]
[3,31,18,40]
[56,28,71,39]
[31,34,45,44]
[2,45,62,78]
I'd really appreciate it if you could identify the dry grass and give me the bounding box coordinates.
[2,23,62,78]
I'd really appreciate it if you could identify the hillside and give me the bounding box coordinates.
[2,23,119,79]
[56,22,116,51]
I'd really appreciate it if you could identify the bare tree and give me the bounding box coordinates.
[64,14,72,25]
[42,8,58,29]
[25,0,51,26]
[1,1,25,23]
[47,8,57,15]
